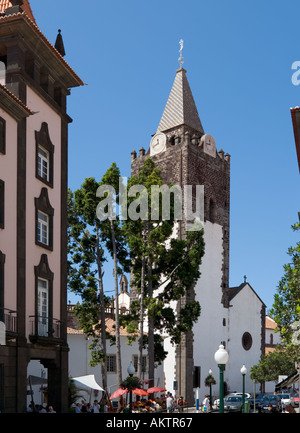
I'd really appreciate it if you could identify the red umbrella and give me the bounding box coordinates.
[147,387,166,393]
[132,388,148,396]
[110,388,128,399]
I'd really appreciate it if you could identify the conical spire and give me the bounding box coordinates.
[156,67,204,134]
[55,29,66,57]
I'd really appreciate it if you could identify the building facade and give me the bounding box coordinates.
[0,1,83,412]
[131,63,265,403]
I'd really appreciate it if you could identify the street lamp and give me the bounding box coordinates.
[127,361,135,413]
[208,369,213,409]
[214,344,229,413]
[240,364,247,413]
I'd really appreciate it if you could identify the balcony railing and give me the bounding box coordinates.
[0,307,17,335]
[29,315,64,342]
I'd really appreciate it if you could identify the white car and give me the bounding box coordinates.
[277,393,291,407]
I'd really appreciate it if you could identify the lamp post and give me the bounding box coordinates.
[208,369,213,409]
[127,361,135,413]
[240,364,247,413]
[214,344,229,413]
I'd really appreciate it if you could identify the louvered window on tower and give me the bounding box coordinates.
[209,199,216,223]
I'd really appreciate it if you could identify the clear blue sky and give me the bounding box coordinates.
[30,0,300,311]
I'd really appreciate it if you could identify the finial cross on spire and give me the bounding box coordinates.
[178,39,184,69]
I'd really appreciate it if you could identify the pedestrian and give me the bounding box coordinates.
[283,404,296,413]
[47,406,56,413]
[92,399,100,413]
[166,393,174,413]
[177,396,184,413]
[74,403,81,413]
[39,405,47,413]
[202,394,209,411]
[81,403,88,413]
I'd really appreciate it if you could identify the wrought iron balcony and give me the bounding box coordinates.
[0,307,17,338]
[29,315,64,344]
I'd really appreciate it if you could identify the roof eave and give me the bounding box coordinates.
[0,12,84,88]
[0,83,33,118]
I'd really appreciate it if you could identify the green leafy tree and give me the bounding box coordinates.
[123,158,204,386]
[68,163,129,395]
[250,350,295,383]
[269,222,300,360]
[68,181,109,391]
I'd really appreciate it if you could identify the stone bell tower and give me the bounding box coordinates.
[131,42,230,404]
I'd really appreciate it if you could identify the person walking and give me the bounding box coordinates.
[92,400,100,413]
[177,396,184,413]
[202,394,210,411]
[166,393,174,413]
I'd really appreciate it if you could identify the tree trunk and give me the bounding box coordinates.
[110,220,122,407]
[96,253,107,394]
[147,256,155,389]
[138,255,145,379]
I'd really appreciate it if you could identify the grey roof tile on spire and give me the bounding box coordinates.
[156,68,204,134]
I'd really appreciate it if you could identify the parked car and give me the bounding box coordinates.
[224,395,243,412]
[247,393,267,412]
[291,393,299,407]
[214,392,251,408]
[257,395,282,413]
[277,393,291,408]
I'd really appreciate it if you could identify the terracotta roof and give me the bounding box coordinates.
[265,315,277,330]
[265,346,276,355]
[0,0,36,23]
[0,10,84,87]
[67,317,138,337]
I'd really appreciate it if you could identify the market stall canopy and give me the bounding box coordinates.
[110,388,128,399]
[147,387,166,393]
[72,375,104,391]
[110,388,149,399]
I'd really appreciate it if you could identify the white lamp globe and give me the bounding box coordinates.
[127,362,135,376]
[240,365,247,375]
[214,344,229,365]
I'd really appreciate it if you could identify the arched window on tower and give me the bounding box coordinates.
[209,199,216,223]
[0,62,6,86]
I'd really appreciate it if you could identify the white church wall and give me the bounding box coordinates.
[226,285,264,395]
[192,221,228,402]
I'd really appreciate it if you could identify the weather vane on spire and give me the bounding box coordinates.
[179,39,184,68]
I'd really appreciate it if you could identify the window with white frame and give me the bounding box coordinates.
[35,188,54,251]
[35,123,54,188]
[37,278,49,337]
[37,211,49,246]
[37,146,49,182]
